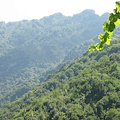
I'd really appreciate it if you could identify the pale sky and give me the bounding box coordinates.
[0,0,117,22]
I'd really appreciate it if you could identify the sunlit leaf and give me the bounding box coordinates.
[103,22,108,31]
[96,43,103,50]
[116,4,120,12]
[114,19,120,26]
[88,44,96,51]
[106,39,111,45]
[98,34,104,41]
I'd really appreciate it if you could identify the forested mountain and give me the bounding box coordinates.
[63,36,99,63]
[0,9,109,107]
[1,37,120,120]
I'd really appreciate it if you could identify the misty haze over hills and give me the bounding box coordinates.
[0,9,109,107]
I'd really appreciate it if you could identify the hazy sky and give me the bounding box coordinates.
[0,0,117,22]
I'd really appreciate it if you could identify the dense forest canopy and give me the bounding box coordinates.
[1,37,120,119]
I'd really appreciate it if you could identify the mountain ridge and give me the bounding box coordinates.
[0,9,109,107]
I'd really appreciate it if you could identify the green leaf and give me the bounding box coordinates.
[107,32,113,37]
[113,8,117,13]
[106,38,111,45]
[103,22,108,31]
[98,34,104,41]
[108,22,115,32]
[104,32,109,40]
[88,44,96,51]
[116,3,120,12]
[109,13,114,21]
[114,19,120,26]
[96,43,103,50]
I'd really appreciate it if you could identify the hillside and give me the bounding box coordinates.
[0,10,109,107]
[63,36,99,63]
[1,38,120,120]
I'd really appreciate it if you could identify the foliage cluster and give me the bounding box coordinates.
[89,2,120,50]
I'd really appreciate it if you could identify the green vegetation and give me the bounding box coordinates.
[1,38,120,119]
[0,10,108,107]
[89,1,120,51]
[1,3,120,119]
[63,36,99,63]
